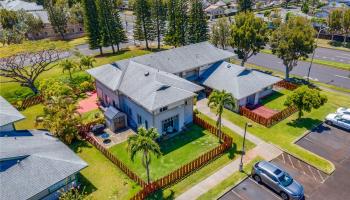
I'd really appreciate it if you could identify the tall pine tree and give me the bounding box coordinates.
[188,0,208,43]
[175,0,188,46]
[151,0,166,49]
[164,0,178,46]
[133,0,155,49]
[96,0,126,53]
[82,0,103,55]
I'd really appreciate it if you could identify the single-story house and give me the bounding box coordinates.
[88,42,234,135]
[199,62,281,111]
[0,96,88,200]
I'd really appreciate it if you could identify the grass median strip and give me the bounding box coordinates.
[260,49,350,71]
[197,157,263,200]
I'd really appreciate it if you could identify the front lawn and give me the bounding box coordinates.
[109,125,221,181]
[70,140,141,200]
[146,113,255,199]
[217,90,350,174]
[259,89,291,111]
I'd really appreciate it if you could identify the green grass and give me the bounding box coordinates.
[260,49,350,71]
[15,104,44,130]
[0,48,151,102]
[146,113,255,199]
[81,109,103,123]
[109,125,221,181]
[197,157,263,200]
[70,140,141,200]
[316,38,350,52]
[260,89,291,111]
[0,37,88,58]
[216,89,350,174]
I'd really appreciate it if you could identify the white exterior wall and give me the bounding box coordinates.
[184,98,194,124]
[120,95,154,128]
[96,81,120,107]
[154,103,185,135]
[0,123,14,132]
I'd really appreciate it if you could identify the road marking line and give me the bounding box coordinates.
[297,160,306,174]
[336,55,350,59]
[231,190,248,200]
[335,75,350,80]
[282,153,286,164]
[317,169,325,183]
[288,154,296,169]
[249,178,281,199]
[308,165,318,182]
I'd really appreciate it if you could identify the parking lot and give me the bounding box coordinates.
[220,124,350,200]
[296,124,350,200]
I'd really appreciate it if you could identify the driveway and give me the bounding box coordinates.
[296,124,350,200]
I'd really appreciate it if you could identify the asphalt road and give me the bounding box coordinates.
[313,48,350,64]
[242,51,350,89]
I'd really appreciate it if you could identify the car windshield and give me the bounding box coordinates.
[278,172,293,187]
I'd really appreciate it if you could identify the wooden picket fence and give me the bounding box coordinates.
[240,105,298,127]
[275,80,298,91]
[130,115,233,200]
[78,122,147,187]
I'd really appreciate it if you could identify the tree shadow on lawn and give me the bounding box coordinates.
[159,125,208,155]
[77,173,97,196]
[70,140,93,153]
[287,118,323,130]
[146,189,175,200]
[259,90,284,105]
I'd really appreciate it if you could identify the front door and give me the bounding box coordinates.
[246,94,256,106]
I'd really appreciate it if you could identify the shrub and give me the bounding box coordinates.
[80,81,94,93]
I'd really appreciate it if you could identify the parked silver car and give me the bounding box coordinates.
[252,161,304,200]
[325,114,350,130]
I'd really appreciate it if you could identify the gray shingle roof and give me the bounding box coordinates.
[0,96,25,127]
[113,42,235,74]
[89,61,203,112]
[200,62,281,99]
[0,0,44,11]
[0,130,88,200]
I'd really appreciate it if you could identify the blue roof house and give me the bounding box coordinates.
[0,96,88,200]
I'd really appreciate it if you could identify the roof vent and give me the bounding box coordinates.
[144,72,150,76]
[227,64,231,68]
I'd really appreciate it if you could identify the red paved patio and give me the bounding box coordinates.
[77,92,98,114]
[250,105,278,118]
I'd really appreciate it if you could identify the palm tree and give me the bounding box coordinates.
[79,55,96,70]
[60,59,76,80]
[128,127,162,184]
[207,90,235,142]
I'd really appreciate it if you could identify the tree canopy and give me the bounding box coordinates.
[230,12,268,66]
[270,16,316,80]
[285,86,327,119]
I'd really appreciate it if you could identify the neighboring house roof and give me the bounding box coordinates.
[204,5,221,12]
[200,62,281,99]
[0,96,25,127]
[0,0,43,11]
[0,130,88,200]
[28,10,49,23]
[115,42,235,74]
[88,61,203,112]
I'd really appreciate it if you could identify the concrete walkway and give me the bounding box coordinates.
[175,99,282,200]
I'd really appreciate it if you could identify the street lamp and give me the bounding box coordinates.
[307,24,328,82]
[239,122,252,172]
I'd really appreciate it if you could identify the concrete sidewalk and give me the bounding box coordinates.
[175,99,282,200]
